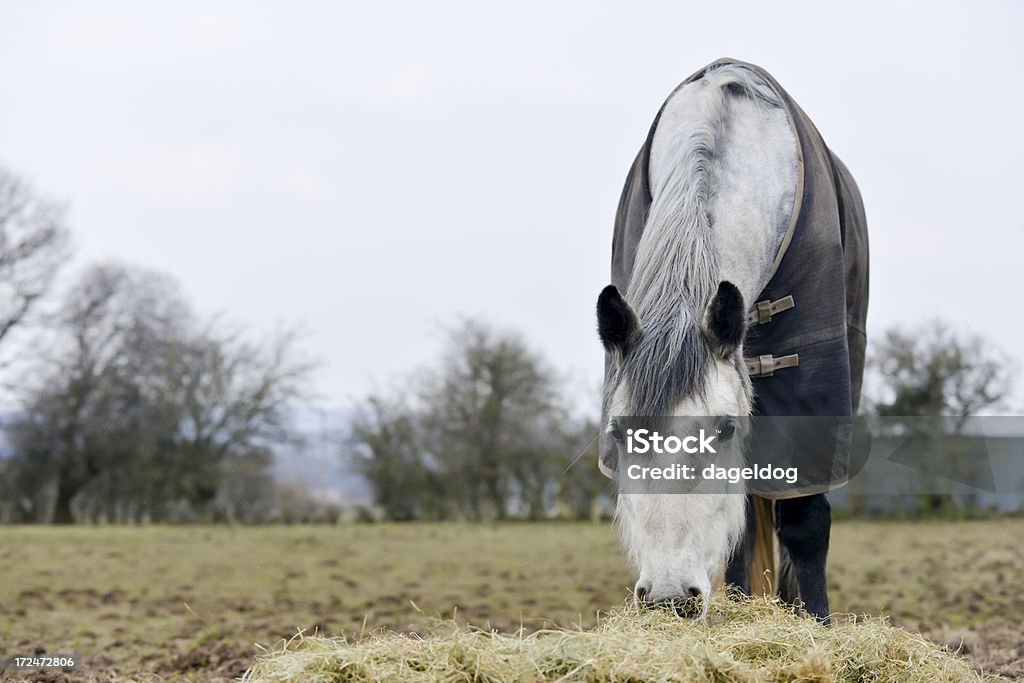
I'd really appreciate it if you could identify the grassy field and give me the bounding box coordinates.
[0,519,1021,681]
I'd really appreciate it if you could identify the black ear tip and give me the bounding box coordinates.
[716,280,743,307]
[596,284,639,354]
[710,281,744,320]
[598,284,621,305]
[706,280,745,356]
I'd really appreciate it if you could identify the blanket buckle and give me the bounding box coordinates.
[745,353,799,378]
[748,295,795,325]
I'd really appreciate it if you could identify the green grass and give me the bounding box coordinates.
[0,520,1021,681]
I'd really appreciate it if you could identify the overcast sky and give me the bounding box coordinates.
[1,1,1021,412]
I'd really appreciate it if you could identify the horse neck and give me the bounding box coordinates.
[640,64,798,312]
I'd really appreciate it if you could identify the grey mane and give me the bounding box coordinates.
[618,65,787,416]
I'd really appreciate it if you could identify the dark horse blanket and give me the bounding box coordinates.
[602,59,869,498]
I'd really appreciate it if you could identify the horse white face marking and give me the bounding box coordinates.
[612,357,751,616]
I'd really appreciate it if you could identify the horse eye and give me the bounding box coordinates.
[609,423,624,442]
[718,417,736,440]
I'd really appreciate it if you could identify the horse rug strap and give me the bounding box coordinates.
[746,353,799,378]
[748,295,795,325]
[601,58,870,500]
[745,295,798,377]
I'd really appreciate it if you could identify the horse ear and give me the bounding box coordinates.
[704,281,746,357]
[597,285,640,357]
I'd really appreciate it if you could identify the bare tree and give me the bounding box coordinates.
[870,321,1014,423]
[5,262,312,523]
[348,319,610,521]
[0,167,70,356]
[867,320,1016,513]
[154,324,313,514]
[28,264,187,523]
[349,395,437,521]
[423,320,570,519]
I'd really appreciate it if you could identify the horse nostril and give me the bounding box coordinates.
[687,586,702,599]
[633,581,652,607]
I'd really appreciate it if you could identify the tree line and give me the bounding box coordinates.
[0,166,312,523]
[0,165,607,524]
[0,164,1017,523]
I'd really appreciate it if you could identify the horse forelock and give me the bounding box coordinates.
[620,309,710,416]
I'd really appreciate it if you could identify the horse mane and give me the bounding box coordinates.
[619,65,784,416]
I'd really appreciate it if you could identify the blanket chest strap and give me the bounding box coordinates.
[745,353,799,378]
[748,295,795,325]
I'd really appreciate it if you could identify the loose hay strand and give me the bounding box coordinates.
[241,593,1000,682]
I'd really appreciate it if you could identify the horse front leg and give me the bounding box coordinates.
[775,493,831,623]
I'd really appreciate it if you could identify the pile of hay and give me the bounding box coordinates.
[243,594,991,682]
